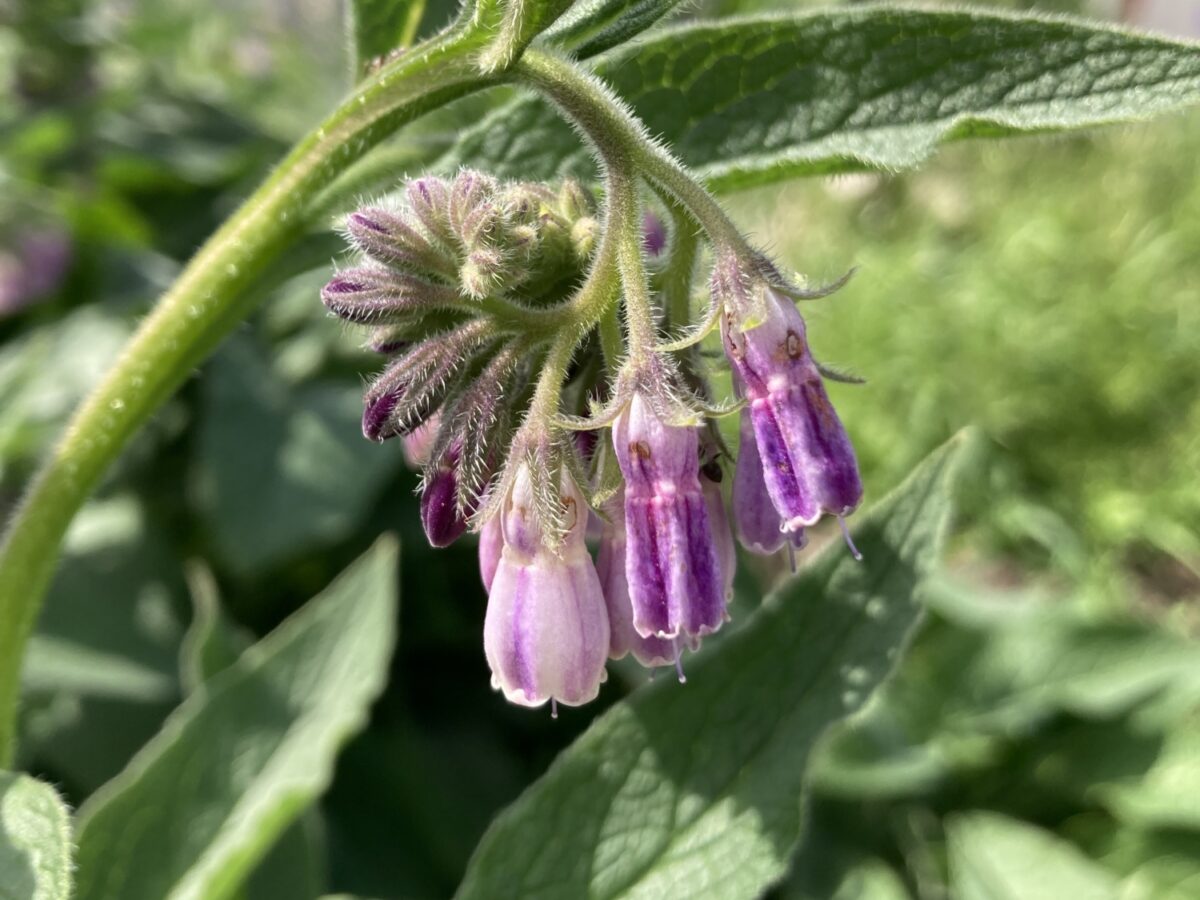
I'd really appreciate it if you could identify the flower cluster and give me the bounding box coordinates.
[322,169,863,713]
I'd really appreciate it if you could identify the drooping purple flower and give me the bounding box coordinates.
[701,471,737,603]
[596,491,677,669]
[722,287,862,534]
[420,446,469,548]
[483,465,609,709]
[612,392,725,641]
[732,408,807,555]
[478,513,503,592]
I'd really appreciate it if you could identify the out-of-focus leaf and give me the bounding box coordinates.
[783,797,911,900]
[23,495,184,704]
[0,307,131,478]
[543,0,685,59]
[947,811,1118,900]
[1070,818,1200,900]
[178,561,251,694]
[1093,716,1200,831]
[346,0,426,78]
[19,495,186,795]
[178,563,325,900]
[446,9,1200,191]
[73,538,399,900]
[0,771,72,900]
[456,437,964,900]
[193,335,400,577]
[810,581,1200,801]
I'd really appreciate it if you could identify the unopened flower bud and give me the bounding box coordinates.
[362,320,492,441]
[459,246,509,300]
[321,266,459,324]
[722,288,863,532]
[420,448,469,548]
[449,170,498,239]
[344,208,455,280]
[571,217,598,260]
[613,392,725,640]
[405,177,455,247]
[483,465,609,708]
[557,179,591,222]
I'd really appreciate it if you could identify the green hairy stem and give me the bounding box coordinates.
[0,24,500,765]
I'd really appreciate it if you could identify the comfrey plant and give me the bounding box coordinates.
[1,1,1198,896]
[322,164,862,710]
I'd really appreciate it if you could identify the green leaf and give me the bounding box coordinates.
[456,437,965,900]
[0,771,72,900]
[73,537,400,900]
[543,0,685,59]
[193,336,401,577]
[1095,715,1200,831]
[947,811,1119,900]
[809,583,1200,802]
[446,8,1200,191]
[177,563,326,900]
[346,0,426,78]
[178,561,251,695]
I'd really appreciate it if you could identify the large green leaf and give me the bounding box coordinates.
[456,437,965,900]
[445,8,1200,191]
[73,538,399,900]
[947,811,1118,900]
[809,582,1200,802]
[0,771,72,900]
[345,0,426,78]
[193,335,400,577]
[542,0,685,59]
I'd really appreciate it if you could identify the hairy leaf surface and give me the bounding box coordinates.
[447,8,1200,190]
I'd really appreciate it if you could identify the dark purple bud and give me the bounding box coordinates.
[723,288,863,532]
[613,392,725,640]
[345,207,455,279]
[321,265,459,324]
[483,465,609,708]
[421,448,469,548]
[642,212,667,257]
[597,492,677,668]
[362,320,492,442]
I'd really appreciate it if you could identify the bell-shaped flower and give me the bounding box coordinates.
[722,288,862,534]
[732,409,808,555]
[612,392,725,641]
[596,491,678,669]
[483,465,609,709]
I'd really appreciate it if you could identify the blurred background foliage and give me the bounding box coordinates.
[0,0,1197,897]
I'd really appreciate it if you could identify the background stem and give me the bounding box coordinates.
[0,26,497,765]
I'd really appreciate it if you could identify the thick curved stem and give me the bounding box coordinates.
[0,25,499,765]
[516,49,752,259]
